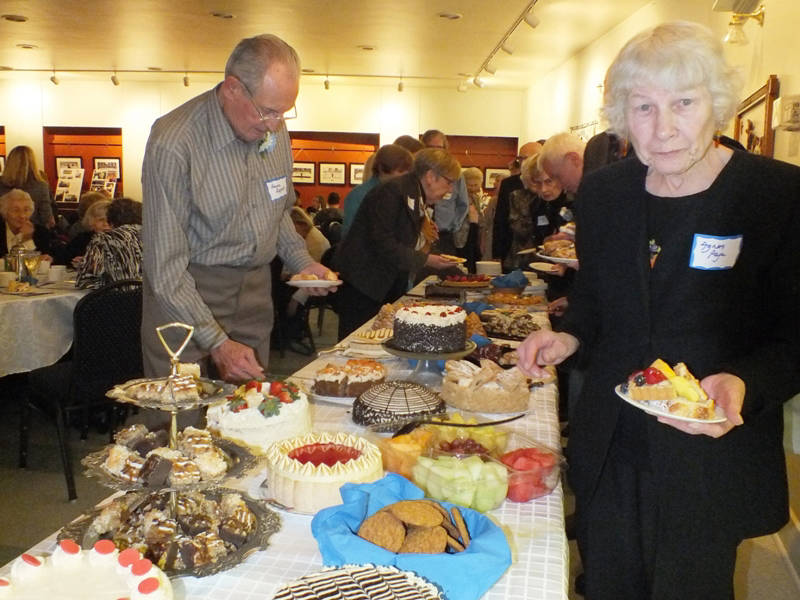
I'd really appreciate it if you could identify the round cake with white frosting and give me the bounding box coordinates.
[352,381,445,428]
[206,380,311,454]
[392,305,466,353]
[264,432,383,514]
[0,539,172,599]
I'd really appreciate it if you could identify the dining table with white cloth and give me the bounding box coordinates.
[0,300,569,600]
[0,281,89,377]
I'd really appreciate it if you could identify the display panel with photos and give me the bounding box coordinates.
[320,162,346,185]
[349,163,365,185]
[484,168,510,190]
[292,162,315,184]
[56,156,83,176]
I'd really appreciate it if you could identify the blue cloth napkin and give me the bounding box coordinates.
[311,474,512,600]
[462,301,494,315]
[491,269,527,288]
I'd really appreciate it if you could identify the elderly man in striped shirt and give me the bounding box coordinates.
[142,34,333,382]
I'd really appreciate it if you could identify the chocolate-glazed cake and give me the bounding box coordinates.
[392,305,466,353]
[352,381,445,428]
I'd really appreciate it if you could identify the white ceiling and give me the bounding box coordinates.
[0,0,651,90]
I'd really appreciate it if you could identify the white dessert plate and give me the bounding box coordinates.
[534,252,578,266]
[515,247,541,255]
[288,279,343,288]
[311,392,356,406]
[439,254,466,263]
[614,385,727,424]
[529,261,561,273]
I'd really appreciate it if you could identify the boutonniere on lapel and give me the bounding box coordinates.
[259,132,276,156]
[648,238,662,269]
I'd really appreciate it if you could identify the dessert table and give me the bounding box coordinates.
[1,302,568,600]
[0,281,88,377]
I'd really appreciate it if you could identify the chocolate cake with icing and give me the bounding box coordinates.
[352,381,445,428]
[273,565,443,600]
[392,305,466,353]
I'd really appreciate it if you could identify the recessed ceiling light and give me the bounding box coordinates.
[301,68,315,73]
[437,12,462,20]
[147,66,163,71]
[2,14,28,23]
[16,43,37,50]
[210,11,234,19]
[357,44,375,51]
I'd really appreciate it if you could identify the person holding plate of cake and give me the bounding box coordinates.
[517,21,800,600]
[333,148,464,339]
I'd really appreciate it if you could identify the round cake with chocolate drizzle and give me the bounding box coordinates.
[392,305,466,353]
[352,381,445,428]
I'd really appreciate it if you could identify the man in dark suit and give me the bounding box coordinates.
[334,148,461,339]
[492,141,541,264]
[0,188,52,258]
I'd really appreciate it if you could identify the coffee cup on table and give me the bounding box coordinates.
[49,265,67,282]
[38,258,52,279]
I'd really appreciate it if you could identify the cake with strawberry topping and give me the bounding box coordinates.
[206,380,311,454]
[392,305,466,353]
[621,359,717,420]
[0,539,172,599]
[264,432,383,514]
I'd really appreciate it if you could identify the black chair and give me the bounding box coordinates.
[19,279,144,501]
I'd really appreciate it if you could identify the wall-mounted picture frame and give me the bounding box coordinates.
[56,156,82,175]
[93,157,121,177]
[734,74,779,158]
[484,167,510,190]
[349,163,365,185]
[0,155,5,174]
[320,162,346,185]
[292,161,315,184]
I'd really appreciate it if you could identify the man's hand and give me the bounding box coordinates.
[517,329,579,378]
[426,254,459,270]
[548,296,568,316]
[19,220,34,241]
[657,372,745,438]
[210,339,265,383]
[297,262,337,296]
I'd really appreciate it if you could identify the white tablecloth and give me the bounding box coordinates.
[0,283,88,376]
[2,305,568,600]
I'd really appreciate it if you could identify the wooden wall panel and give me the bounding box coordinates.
[43,126,123,197]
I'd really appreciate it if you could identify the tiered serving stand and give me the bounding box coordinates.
[381,338,477,389]
[62,322,281,577]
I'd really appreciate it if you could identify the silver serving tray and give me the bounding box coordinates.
[81,436,257,492]
[58,487,281,578]
[107,376,235,410]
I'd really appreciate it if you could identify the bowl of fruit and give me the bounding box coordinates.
[499,434,564,502]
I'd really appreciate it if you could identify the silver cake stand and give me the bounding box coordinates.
[381,339,476,388]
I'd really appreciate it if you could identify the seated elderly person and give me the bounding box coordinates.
[333,148,462,339]
[0,188,52,256]
[67,191,107,240]
[75,197,143,289]
[58,199,111,266]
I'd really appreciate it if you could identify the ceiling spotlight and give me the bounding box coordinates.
[500,42,514,55]
[50,72,59,85]
[524,11,540,29]
[111,72,119,86]
[484,63,497,75]
[183,73,190,87]
[324,78,330,90]
[473,76,485,88]
[397,80,403,92]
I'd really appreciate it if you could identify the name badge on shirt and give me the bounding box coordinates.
[266,176,288,201]
[407,196,416,212]
[537,215,549,226]
[689,233,743,270]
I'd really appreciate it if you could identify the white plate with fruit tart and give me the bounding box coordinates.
[287,278,343,288]
[615,358,726,423]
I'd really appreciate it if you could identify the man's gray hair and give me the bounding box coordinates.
[539,133,585,170]
[225,34,300,93]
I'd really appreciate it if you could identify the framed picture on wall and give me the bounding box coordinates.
[93,157,121,178]
[56,156,82,176]
[320,162,346,185]
[0,155,4,174]
[484,168,510,190]
[292,161,315,184]
[349,163,365,185]
[734,74,779,158]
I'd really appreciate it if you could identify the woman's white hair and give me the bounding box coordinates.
[0,188,34,218]
[82,199,110,229]
[520,154,541,189]
[461,167,483,183]
[602,21,742,139]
